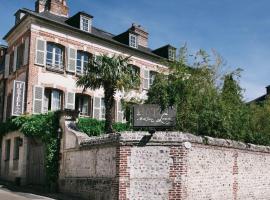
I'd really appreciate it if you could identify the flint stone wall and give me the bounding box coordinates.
[59,125,270,200]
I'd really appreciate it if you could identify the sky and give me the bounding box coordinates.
[0,0,269,101]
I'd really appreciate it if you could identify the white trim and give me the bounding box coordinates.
[80,15,91,32]
[129,33,138,48]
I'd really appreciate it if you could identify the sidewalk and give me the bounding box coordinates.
[0,180,83,200]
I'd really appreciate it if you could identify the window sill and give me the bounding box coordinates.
[46,65,65,74]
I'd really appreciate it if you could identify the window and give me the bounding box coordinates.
[9,52,14,74]
[168,48,176,61]
[101,98,105,120]
[75,94,91,116]
[44,89,63,112]
[81,16,91,32]
[16,43,24,69]
[129,34,138,48]
[5,139,11,161]
[150,71,157,86]
[46,43,64,70]
[131,65,140,88]
[13,137,21,160]
[77,51,90,74]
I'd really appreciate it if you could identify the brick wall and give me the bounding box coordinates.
[59,121,270,200]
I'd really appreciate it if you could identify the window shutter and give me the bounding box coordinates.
[93,97,101,119]
[35,39,46,66]
[33,86,44,114]
[65,92,75,110]
[117,100,124,123]
[13,46,18,72]
[143,69,150,90]
[67,47,77,73]
[23,37,29,66]
[4,54,10,78]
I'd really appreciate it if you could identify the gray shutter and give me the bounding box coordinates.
[35,39,46,66]
[23,37,29,66]
[4,54,10,78]
[67,47,76,73]
[65,92,75,110]
[93,97,101,119]
[143,69,150,90]
[33,86,44,114]
[117,100,124,123]
[13,46,18,72]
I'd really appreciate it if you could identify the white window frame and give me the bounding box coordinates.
[129,34,138,48]
[76,51,90,74]
[80,16,91,32]
[46,43,64,70]
[169,48,176,61]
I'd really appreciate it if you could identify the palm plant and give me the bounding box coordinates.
[77,54,139,133]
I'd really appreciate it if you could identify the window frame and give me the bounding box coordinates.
[168,48,176,61]
[46,42,64,70]
[76,51,91,74]
[80,16,91,32]
[129,34,138,48]
[149,71,157,86]
[44,88,63,112]
[75,94,91,116]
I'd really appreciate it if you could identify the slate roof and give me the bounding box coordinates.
[4,8,162,59]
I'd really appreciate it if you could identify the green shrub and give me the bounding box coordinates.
[77,118,131,136]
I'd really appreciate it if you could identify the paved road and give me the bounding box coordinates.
[0,185,56,200]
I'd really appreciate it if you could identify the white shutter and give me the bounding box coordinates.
[33,86,44,114]
[93,97,101,119]
[13,46,18,72]
[117,100,124,123]
[23,37,29,66]
[67,47,77,73]
[35,39,46,66]
[4,54,10,78]
[65,92,75,110]
[143,69,150,90]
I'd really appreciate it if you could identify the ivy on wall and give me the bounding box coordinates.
[0,112,61,187]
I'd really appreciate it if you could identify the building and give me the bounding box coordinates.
[251,85,270,103]
[0,0,176,185]
[0,0,176,123]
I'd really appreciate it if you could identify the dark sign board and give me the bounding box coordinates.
[12,80,25,116]
[133,104,176,128]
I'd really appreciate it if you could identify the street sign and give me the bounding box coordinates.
[132,104,176,128]
[12,80,25,116]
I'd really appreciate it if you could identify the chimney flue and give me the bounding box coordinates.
[35,0,69,17]
[130,23,149,48]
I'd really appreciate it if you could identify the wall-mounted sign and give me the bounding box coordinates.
[12,80,25,116]
[132,104,176,128]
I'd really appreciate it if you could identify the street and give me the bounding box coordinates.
[0,185,56,200]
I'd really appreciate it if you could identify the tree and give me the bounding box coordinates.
[77,54,139,133]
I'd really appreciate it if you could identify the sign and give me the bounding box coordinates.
[12,80,25,116]
[132,104,176,128]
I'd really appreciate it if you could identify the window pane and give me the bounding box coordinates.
[51,90,61,111]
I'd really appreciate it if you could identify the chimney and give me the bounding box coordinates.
[35,0,47,13]
[129,23,149,48]
[35,0,69,17]
[266,85,270,95]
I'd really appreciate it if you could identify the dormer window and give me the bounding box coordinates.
[80,16,91,32]
[168,48,176,61]
[129,34,138,48]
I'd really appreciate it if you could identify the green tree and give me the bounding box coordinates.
[77,54,139,133]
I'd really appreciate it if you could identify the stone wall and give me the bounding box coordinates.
[59,123,270,200]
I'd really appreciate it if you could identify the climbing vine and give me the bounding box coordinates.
[0,112,61,186]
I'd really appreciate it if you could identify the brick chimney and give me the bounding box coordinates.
[129,23,149,48]
[266,85,270,95]
[35,0,69,17]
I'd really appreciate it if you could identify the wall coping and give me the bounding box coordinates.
[79,131,270,153]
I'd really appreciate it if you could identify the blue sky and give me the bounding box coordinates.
[0,0,269,101]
